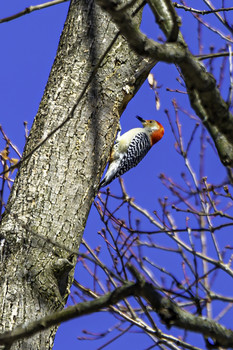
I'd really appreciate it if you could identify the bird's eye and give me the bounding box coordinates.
[150,120,153,123]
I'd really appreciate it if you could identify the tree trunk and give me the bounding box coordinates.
[0,0,152,348]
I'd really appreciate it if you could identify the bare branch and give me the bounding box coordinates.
[0,0,70,24]
[0,281,137,346]
[173,3,233,15]
[197,51,233,61]
[1,268,233,348]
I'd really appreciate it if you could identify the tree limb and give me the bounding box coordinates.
[1,266,233,348]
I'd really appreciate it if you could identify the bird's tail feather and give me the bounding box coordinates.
[98,158,121,189]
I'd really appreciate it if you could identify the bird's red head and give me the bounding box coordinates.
[136,116,164,146]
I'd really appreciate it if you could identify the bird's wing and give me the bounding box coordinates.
[113,132,151,178]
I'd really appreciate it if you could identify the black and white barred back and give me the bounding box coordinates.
[111,132,151,181]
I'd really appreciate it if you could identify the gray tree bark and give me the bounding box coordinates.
[0,0,152,349]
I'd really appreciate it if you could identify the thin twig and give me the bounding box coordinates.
[173,3,233,15]
[0,0,70,24]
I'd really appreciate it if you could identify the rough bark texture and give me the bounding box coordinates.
[0,0,152,349]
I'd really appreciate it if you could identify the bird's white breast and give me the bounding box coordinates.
[117,128,145,153]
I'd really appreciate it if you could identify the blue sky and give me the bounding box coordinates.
[1,1,233,349]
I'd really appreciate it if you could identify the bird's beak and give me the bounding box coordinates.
[136,115,146,123]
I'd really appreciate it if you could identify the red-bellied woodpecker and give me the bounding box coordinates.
[99,116,164,188]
